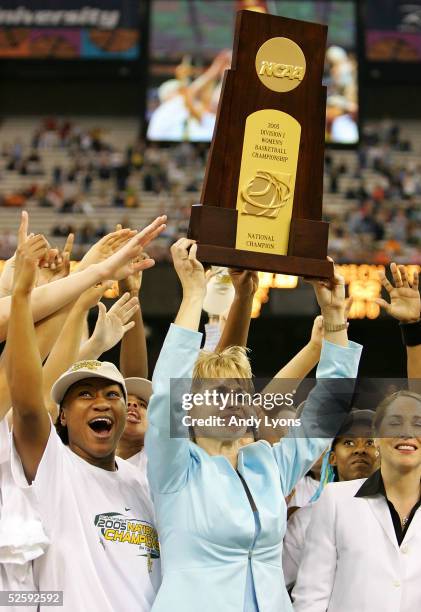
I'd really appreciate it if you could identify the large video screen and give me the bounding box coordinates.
[146,0,358,145]
[366,0,421,62]
[0,0,140,59]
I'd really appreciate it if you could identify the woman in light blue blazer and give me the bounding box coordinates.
[145,239,362,612]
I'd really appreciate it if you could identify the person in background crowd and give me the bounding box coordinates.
[145,237,362,612]
[1,117,419,265]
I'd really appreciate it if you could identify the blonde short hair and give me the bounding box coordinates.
[193,346,252,380]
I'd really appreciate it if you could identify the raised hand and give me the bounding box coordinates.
[309,315,324,350]
[229,269,259,298]
[118,252,149,296]
[37,233,74,285]
[171,238,206,298]
[0,211,32,296]
[0,256,17,297]
[17,210,29,248]
[98,216,167,281]
[14,232,49,296]
[376,263,420,323]
[75,281,113,312]
[307,258,346,320]
[77,228,137,271]
[89,293,139,354]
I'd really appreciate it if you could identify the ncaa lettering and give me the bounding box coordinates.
[259,61,304,81]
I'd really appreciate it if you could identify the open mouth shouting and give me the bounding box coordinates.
[88,416,114,439]
[126,407,142,424]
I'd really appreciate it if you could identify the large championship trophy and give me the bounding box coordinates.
[188,10,332,278]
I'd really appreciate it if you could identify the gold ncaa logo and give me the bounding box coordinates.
[255,37,306,93]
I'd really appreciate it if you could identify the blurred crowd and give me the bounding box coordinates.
[0,117,420,264]
[326,122,420,265]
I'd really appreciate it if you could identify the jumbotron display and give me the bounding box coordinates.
[0,0,140,59]
[146,0,358,145]
[366,0,421,62]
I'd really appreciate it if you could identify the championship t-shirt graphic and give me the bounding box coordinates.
[94,511,160,571]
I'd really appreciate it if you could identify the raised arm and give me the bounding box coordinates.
[259,295,352,397]
[262,316,324,403]
[0,214,167,340]
[272,262,362,494]
[1,231,75,361]
[215,269,258,352]
[119,261,148,378]
[173,240,206,331]
[5,235,51,483]
[256,316,323,444]
[376,263,420,378]
[0,242,74,423]
[145,238,205,494]
[78,292,138,361]
[42,283,121,419]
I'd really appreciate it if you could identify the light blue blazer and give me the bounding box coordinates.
[145,324,362,612]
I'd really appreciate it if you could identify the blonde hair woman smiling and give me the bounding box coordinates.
[145,238,362,612]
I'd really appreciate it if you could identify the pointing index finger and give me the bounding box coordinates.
[18,211,28,247]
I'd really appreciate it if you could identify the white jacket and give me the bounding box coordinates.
[283,503,314,589]
[292,479,421,612]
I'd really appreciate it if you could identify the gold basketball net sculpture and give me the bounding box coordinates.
[241,170,291,219]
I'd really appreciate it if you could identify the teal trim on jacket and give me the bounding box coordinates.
[145,324,362,612]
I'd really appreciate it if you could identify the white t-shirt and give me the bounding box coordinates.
[11,425,161,612]
[0,417,9,592]
[0,416,9,466]
[126,448,148,489]
[288,475,319,508]
[1,418,44,610]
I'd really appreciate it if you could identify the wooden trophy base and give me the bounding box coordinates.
[188,204,332,278]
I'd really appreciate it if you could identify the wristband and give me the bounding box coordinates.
[323,321,347,332]
[400,319,421,347]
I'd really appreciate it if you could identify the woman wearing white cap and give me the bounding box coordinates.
[5,226,163,611]
[0,280,119,609]
[145,237,362,612]
[76,255,154,481]
[116,255,153,477]
[116,377,152,489]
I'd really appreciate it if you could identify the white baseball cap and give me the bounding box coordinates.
[51,360,127,405]
[203,267,235,316]
[125,377,152,404]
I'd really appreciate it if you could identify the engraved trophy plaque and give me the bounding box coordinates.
[188,10,332,278]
